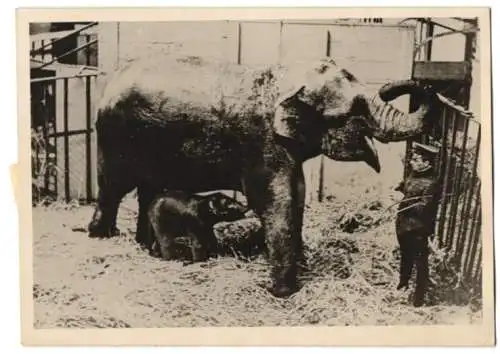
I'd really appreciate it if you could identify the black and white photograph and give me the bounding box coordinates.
[18,7,494,346]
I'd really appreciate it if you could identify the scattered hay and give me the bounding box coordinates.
[32,188,482,328]
[55,315,131,328]
[424,239,483,309]
[304,233,359,280]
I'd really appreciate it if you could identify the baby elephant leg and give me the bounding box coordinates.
[159,237,177,261]
[153,227,177,261]
[149,239,162,258]
[190,232,209,263]
[146,222,162,258]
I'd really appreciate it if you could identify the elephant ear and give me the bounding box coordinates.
[273,85,306,139]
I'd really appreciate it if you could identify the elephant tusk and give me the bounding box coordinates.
[364,136,381,173]
[364,136,377,154]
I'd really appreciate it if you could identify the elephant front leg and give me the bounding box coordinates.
[88,155,135,238]
[294,171,306,271]
[246,168,305,298]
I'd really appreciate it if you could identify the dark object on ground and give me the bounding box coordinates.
[339,212,362,233]
[71,227,88,233]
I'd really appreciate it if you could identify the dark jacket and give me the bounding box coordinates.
[396,167,439,235]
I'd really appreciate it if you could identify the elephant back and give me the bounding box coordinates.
[97,54,295,125]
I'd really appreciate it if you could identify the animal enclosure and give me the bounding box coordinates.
[30,18,484,325]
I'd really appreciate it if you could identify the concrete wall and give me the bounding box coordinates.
[98,20,414,84]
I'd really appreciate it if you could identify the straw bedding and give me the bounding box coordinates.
[32,185,481,328]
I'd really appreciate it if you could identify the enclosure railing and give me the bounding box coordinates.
[412,93,482,291]
[31,73,99,204]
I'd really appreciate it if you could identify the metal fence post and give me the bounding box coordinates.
[63,78,70,202]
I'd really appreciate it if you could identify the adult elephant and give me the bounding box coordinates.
[88,55,435,297]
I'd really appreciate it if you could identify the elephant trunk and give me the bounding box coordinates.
[368,80,433,143]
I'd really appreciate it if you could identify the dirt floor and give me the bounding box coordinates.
[32,166,482,328]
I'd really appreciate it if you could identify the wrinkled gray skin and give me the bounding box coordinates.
[88,55,435,297]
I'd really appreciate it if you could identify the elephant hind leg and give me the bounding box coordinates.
[88,160,136,238]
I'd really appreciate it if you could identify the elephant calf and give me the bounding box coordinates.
[395,142,440,307]
[148,191,250,263]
